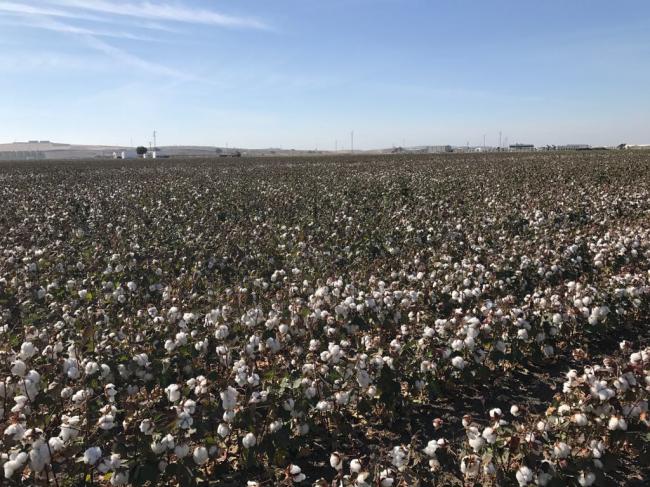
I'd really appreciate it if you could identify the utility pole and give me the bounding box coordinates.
[351,131,354,153]
[153,130,157,151]
[483,134,486,151]
[499,131,502,149]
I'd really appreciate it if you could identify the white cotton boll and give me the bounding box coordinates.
[510,405,520,416]
[157,434,175,452]
[4,423,26,441]
[220,386,238,410]
[85,361,99,376]
[83,446,102,465]
[516,466,533,486]
[379,469,395,487]
[451,339,464,351]
[217,423,230,438]
[553,442,571,459]
[110,471,129,486]
[165,384,181,402]
[467,427,486,452]
[460,455,480,478]
[242,432,256,448]
[19,342,36,360]
[487,408,502,420]
[139,419,154,435]
[330,452,342,470]
[573,413,588,426]
[177,412,193,429]
[423,440,439,457]
[151,441,165,455]
[4,451,28,479]
[12,395,28,413]
[350,458,362,473]
[29,439,51,472]
[191,446,208,465]
[97,414,115,430]
[389,446,408,469]
[11,359,27,377]
[290,464,306,482]
[182,399,196,415]
[269,420,282,433]
[67,367,80,380]
[59,415,81,441]
[482,427,496,444]
[48,436,65,454]
[174,444,190,458]
[451,356,466,370]
[607,416,621,431]
[578,471,596,486]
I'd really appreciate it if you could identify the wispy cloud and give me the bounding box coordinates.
[44,0,269,29]
[2,13,196,80]
[0,1,102,21]
[83,35,193,79]
[2,15,160,41]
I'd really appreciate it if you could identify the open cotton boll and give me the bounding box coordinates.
[193,446,208,465]
[83,446,102,465]
[10,359,27,377]
[242,432,256,448]
[4,451,28,479]
[516,466,533,486]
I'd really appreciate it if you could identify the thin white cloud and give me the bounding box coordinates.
[9,14,197,80]
[1,15,160,41]
[44,0,269,29]
[81,33,195,80]
[0,1,103,21]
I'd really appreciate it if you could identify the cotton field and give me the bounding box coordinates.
[1,152,649,486]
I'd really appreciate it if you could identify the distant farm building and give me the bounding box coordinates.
[425,145,453,153]
[620,144,650,150]
[509,144,535,152]
[557,144,591,150]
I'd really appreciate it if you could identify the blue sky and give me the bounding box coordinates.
[1,0,649,149]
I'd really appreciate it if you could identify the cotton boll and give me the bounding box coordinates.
[217,422,230,438]
[482,427,497,444]
[174,444,190,458]
[451,356,466,370]
[330,452,342,470]
[110,471,129,486]
[165,384,181,402]
[573,413,588,426]
[578,471,596,486]
[192,446,208,465]
[4,423,26,441]
[139,419,154,435]
[289,464,306,482]
[19,342,36,360]
[516,466,533,486]
[4,451,28,479]
[553,442,571,459]
[242,432,256,448]
[29,439,51,472]
[83,446,102,465]
[11,359,27,377]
